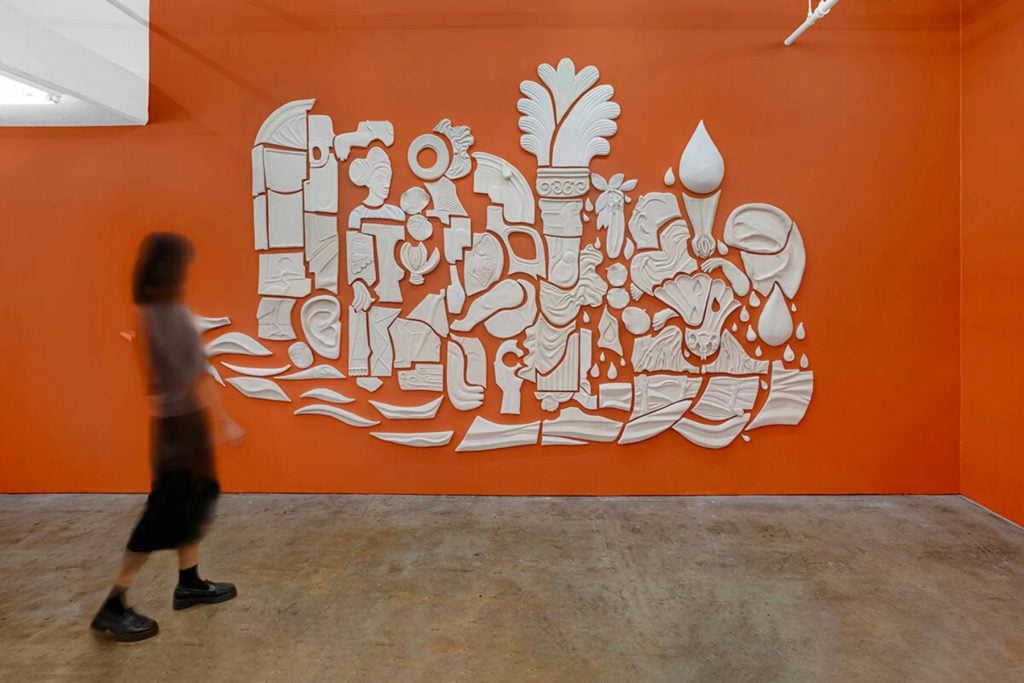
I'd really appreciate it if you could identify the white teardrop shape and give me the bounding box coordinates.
[790,302,797,312]
[608,362,618,380]
[585,197,594,211]
[620,357,626,366]
[746,325,757,342]
[740,434,751,443]
[760,380,768,390]
[749,292,761,308]
[583,311,591,324]
[684,349,691,357]
[663,167,675,186]
[731,323,738,332]
[796,322,806,340]
[595,237,602,249]
[755,346,763,357]
[757,284,794,347]
[740,307,750,323]
[783,344,795,362]
[678,120,725,194]
[717,240,729,256]
[800,353,809,369]
[599,351,606,362]
[590,363,600,378]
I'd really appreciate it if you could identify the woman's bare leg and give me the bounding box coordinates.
[177,543,199,570]
[113,550,150,591]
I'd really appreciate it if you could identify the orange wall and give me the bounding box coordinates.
[962,0,1024,526]
[0,0,962,494]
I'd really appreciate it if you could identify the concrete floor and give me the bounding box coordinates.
[0,496,1022,682]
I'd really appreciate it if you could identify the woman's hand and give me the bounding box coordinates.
[221,419,246,448]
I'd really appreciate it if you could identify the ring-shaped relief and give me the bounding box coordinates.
[408,134,451,181]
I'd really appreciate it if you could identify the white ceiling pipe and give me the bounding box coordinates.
[784,0,841,46]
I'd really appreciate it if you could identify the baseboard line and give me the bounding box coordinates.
[959,495,1024,532]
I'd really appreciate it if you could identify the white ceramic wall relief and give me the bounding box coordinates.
[214,61,814,451]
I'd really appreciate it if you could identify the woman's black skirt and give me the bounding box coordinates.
[126,410,220,553]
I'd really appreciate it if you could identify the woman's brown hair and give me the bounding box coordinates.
[132,232,195,304]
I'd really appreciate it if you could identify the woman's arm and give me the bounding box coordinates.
[196,375,245,448]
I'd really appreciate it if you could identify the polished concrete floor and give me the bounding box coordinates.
[0,495,1022,682]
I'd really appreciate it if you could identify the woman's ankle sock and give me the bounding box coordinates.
[178,564,205,589]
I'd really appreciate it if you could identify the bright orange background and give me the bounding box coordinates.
[962,0,1024,526]
[0,0,963,494]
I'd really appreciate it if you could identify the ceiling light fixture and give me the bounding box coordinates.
[785,0,841,46]
[0,72,62,105]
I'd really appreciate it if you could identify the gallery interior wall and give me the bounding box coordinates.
[961,0,1024,527]
[0,0,963,494]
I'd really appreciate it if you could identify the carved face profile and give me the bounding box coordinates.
[348,147,392,207]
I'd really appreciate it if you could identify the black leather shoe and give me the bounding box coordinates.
[173,581,237,610]
[90,606,159,642]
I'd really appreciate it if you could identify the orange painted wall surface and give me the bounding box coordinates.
[962,0,1024,525]
[0,1,962,494]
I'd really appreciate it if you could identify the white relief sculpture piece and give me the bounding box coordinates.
[463,232,504,296]
[294,404,379,427]
[630,374,702,419]
[304,213,339,293]
[627,193,682,250]
[346,232,376,286]
[682,191,721,259]
[407,133,451,181]
[397,364,444,392]
[425,178,469,222]
[701,332,769,375]
[407,214,433,241]
[276,365,345,381]
[691,376,759,421]
[723,203,806,298]
[371,431,454,447]
[446,341,484,411]
[256,298,296,340]
[446,265,466,315]
[390,319,440,369]
[355,377,384,392]
[227,58,815,453]
[597,307,623,356]
[288,341,314,369]
[618,400,693,445]
[206,332,272,358]
[222,362,291,377]
[258,253,311,298]
[444,216,472,264]
[226,377,290,402]
[495,340,525,415]
[368,307,401,376]
[673,414,749,449]
[300,296,342,360]
[677,120,725,195]
[472,152,536,225]
[362,223,405,303]
[485,207,546,278]
[408,290,449,337]
[632,326,699,373]
[347,308,370,376]
[399,243,440,285]
[434,118,474,180]
[598,383,633,411]
[451,335,488,388]
[757,283,794,347]
[455,417,540,452]
[542,407,623,443]
[369,397,443,420]
[401,187,431,215]
[300,388,355,404]
[194,315,232,334]
[334,120,394,162]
